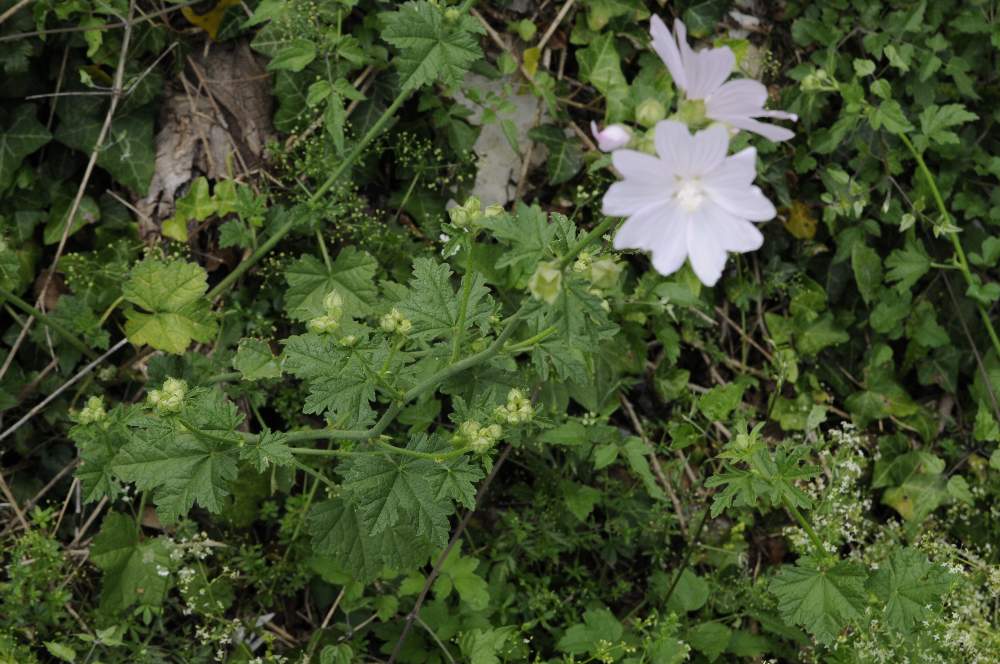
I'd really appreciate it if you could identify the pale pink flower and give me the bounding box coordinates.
[603,120,775,286]
[650,16,797,142]
[590,121,631,152]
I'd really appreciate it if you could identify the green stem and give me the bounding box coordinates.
[897,132,1000,359]
[662,508,709,607]
[782,496,826,558]
[558,216,618,270]
[0,286,98,360]
[135,491,148,535]
[315,229,332,271]
[206,86,412,300]
[291,458,338,493]
[374,439,471,460]
[98,294,124,325]
[504,325,558,353]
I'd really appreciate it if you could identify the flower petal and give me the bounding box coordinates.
[650,15,687,92]
[649,213,689,276]
[715,115,796,142]
[702,146,758,191]
[706,79,768,115]
[710,184,776,222]
[612,149,671,181]
[612,203,671,250]
[686,211,728,286]
[684,47,735,100]
[704,201,765,253]
[687,124,730,175]
[653,120,694,173]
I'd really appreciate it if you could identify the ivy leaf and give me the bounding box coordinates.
[233,338,281,381]
[885,240,930,291]
[239,429,295,473]
[308,498,432,582]
[919,104,977,146]
[576,33,630,123]
[851,243,882,305]
[122,259,218,355]
[0,105,51,189]
[381,1,484,91]
[397,257,493,342]
[528,125,584,185]
[871,548,952,634]
[55,110,155,194]
[341,452,450,546]
[770,556,867,645]
[284,248,378,322]
[90,512,172,612]
[282,333,381,427]
[112,389,241,523]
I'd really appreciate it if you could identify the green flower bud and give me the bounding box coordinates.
[636,98,667,128]
[448,196,482,228]
[338,334,358,348]
[444,7,461,22]
[483,204,504,218]
[323,289,344,317]
[528,261,563,305]
[573,251,592,273]
[307,314,339,334]
[78,396,107,425]
[151,378,187,414]
[676,98,708,129]
[588,257,622,290]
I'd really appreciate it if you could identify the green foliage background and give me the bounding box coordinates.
[1,0,1000,662]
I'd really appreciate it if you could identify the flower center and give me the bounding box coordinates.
[674,179,705,212]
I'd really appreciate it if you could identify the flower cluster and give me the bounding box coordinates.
[494,388,534,425]
[379,307,413,335]
[148,378,187,414]
[306,290,344,334]
[598,16,796,287]
[453,419,503,454]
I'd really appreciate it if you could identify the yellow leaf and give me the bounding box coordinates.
[161,214,189,242]
[522,47,541,78]
[182,0,241,41]
[783,201,817,240]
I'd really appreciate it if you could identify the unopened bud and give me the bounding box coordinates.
[636,99,666,128]
[528,261,562,305]
[307,314,339,334]
[590,121,630,152]
[323,290,344,317]
[78,396,107,424]
[589,257,622,290]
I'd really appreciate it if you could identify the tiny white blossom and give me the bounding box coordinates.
[649,16,797,142]
[603,120,776,286]
[590,121,631,151]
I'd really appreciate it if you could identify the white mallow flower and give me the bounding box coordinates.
[590,121,631,152]
[602,120,776,286]
[650,16,797,142]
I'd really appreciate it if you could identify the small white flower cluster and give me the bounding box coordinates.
[599,16,797,286]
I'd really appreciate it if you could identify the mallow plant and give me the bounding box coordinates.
[4,0,993,661]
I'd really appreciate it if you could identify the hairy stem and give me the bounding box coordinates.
[782,496,827,558]
[897,132,1000,360]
